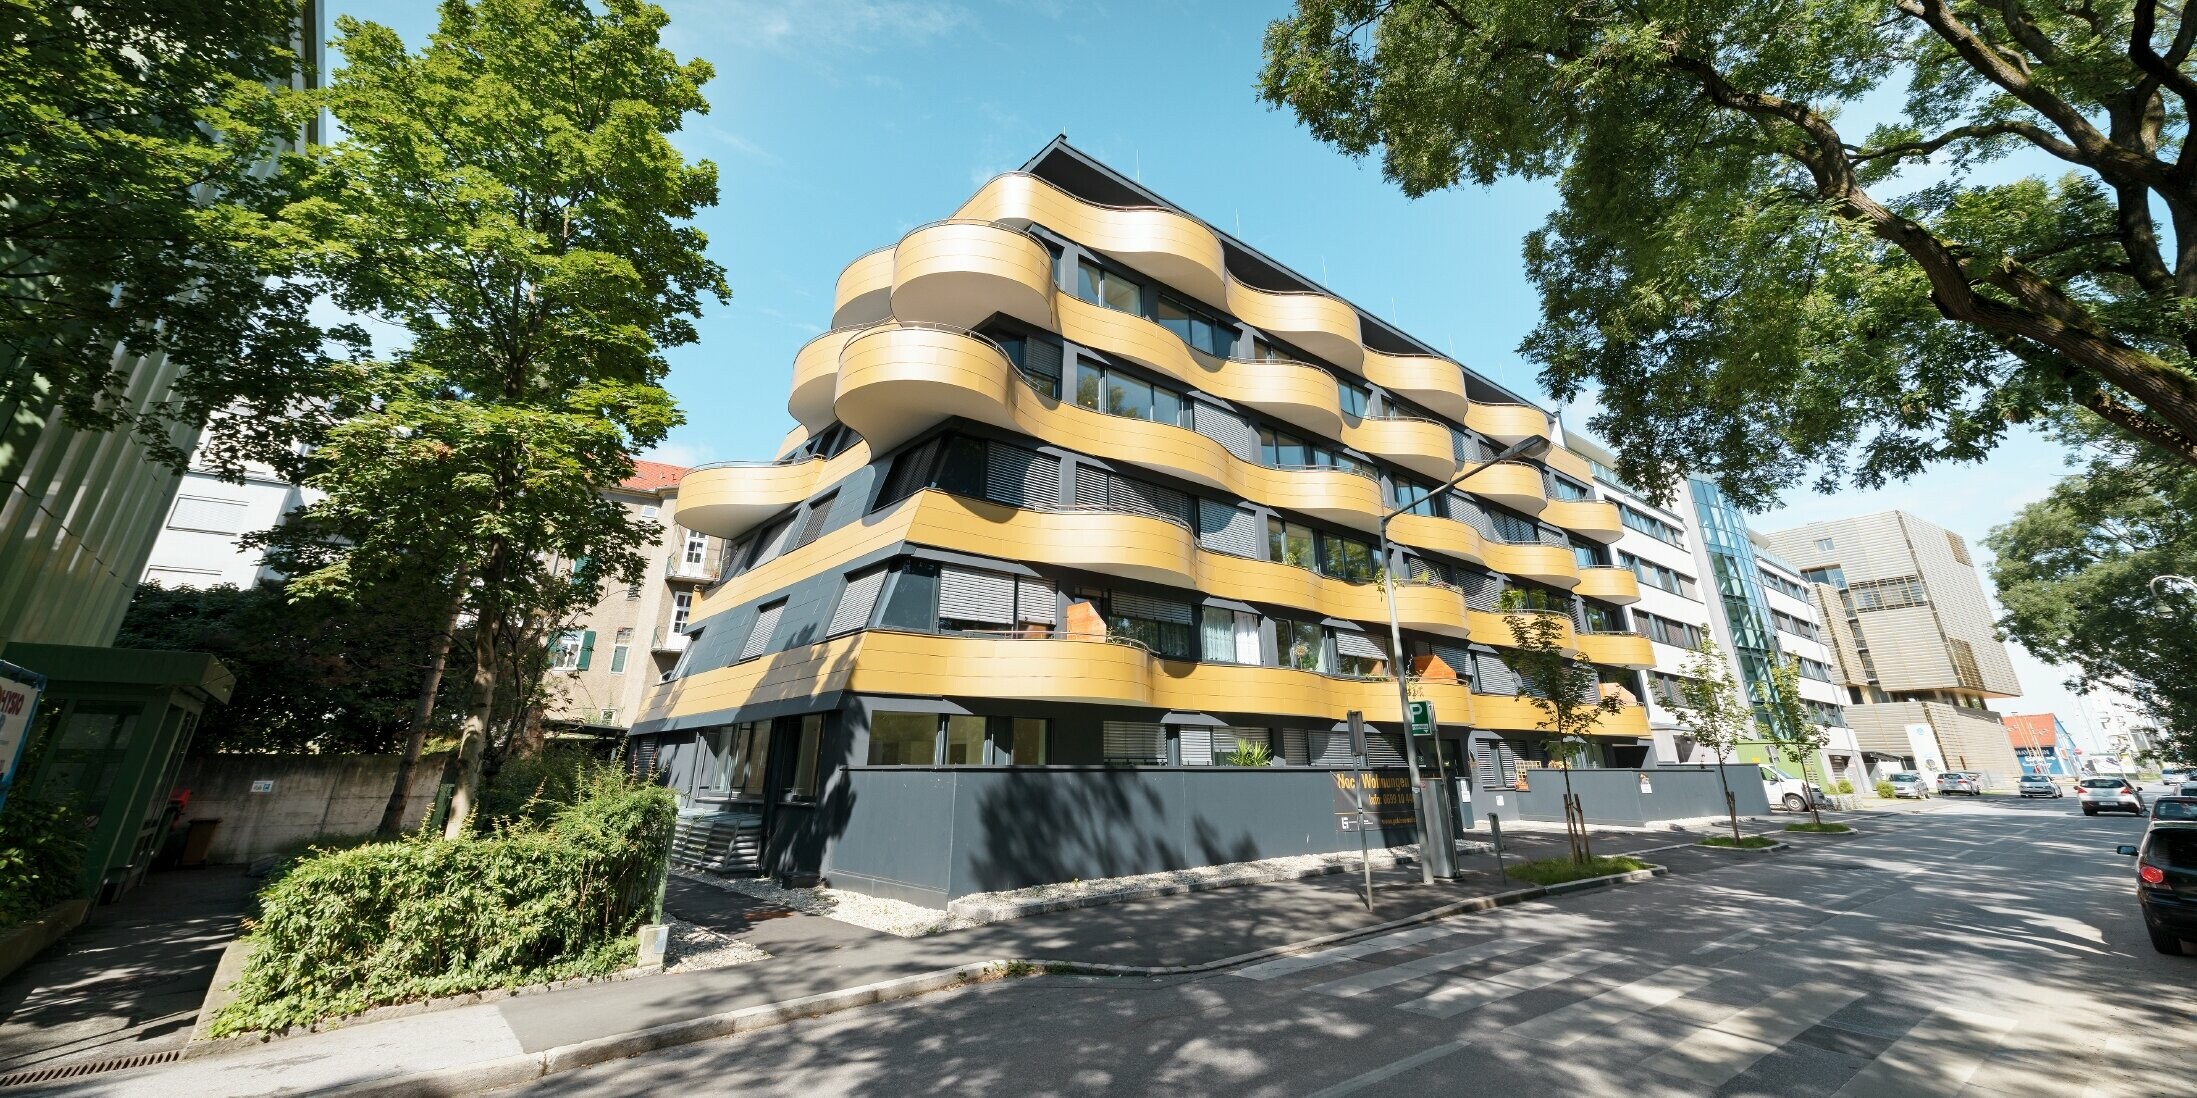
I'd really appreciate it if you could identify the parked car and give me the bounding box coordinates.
[1759,766,1828,813]
[2151,797,2197,823]
[2116,821,2197,954]
[2180,781,2197,799]
[2017,773,2064,798]
[2080,776,2146,816]
[1886,772,1930,799]
[1937,771,1984,796]
[2160,767,2192,787]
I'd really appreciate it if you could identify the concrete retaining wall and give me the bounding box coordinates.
[1495,765,1770,826]
[173,753,451,864]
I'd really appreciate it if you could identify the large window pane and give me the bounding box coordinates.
[1321,535,1374,582]
[1276,434,1309,467]
[1259,426,1280,466]
[1338,380,1368,417]
[1105,374,1152,420]
[1151,386,1183,427]
[1010,718,1048,765]
[943,715,987,765]
[789,714,822,798]
[1268,518,1314,570]
[869,712,937,765]
[1157,297,1192,344]
[1077,259,1106,304]
[733,722,771,797]
[1201,606,1236,663]
[1074,361,1104,410]
[1281,620,1327,672]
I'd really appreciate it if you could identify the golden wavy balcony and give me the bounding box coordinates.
[830,323,1386,532]
[788,325,868,432]
[678,444,872,541]
[1574,566,1641,605]
[1387,512,1487,569]
[1482,541,1580,589]
[1362,349,1472,425]
[1457,461,1547,514]
[1575,631,1656,669]
[1471,694,1651,738]
[1465,608,1577,653]
[1543,444,1595,485]
[1466,402,1556,447]
[1543,499,1624,543]
[1225,280,1364,373]
[953,172,1229,309]
[1055,295,1343,438]
[888,221,1056,332]
[831,247,896,328]
[1339,415,1458,482]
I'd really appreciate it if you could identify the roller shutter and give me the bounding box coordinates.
[985,441,1060,509]
[1282,729,1310,765]
[940,566,1015,624]
[1016,578,1057,625]
[740,601,785,661]
[1475,651,1519,696]
[1307,730,1355,767]
[1333,630,1388,661]
[878,438,940,506]
[1473,741,1521,790]
[1103,721,1166,765]
[1179,727,1213,766]
[1193,403,1261,463]
[827,567,887,636]
[1112,591,1192,623]
[791,492,837,549]
[1197,500,1261,558]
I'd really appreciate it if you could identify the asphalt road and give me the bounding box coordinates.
[499,796,2191,1097]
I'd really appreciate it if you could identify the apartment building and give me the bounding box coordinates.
[1560,445,1859,792]
[2003,712,2079,776]
[1763,511,2024,785]
[541,461,727,732]
[139,446,312,589]
[630,138,1669,903]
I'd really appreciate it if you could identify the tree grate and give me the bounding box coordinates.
[0,1049,183,1088]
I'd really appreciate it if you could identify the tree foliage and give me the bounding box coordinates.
[284,0,726,833]
[1665,639,1752,841]
[1756,655,1830,822]
[1989,415,2197,762]
[1501,591,1623,861]
[1,0,353,477]
[1262,0,2197,506]
[115,581,466,754]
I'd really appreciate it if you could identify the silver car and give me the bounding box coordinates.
[2079,776,2146,816]
[1886,772,1931,799]
[2017,773,2064,798]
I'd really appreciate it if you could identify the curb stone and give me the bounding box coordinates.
[290,862,1672,1096]
[1693,839,1792,855]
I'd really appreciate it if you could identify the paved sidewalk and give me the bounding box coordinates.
[0,868,254,1078]
[26,812,1876,1097]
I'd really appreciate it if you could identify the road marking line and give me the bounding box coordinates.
[1306,938,1533,999]
[1641,981,1864,1086]
[1505,965,1726,1046]
[1301,1040,1468,1098]
[1397,949,1617,1020]
[1230,923,1474,981]
[1830,1006,2017,1098]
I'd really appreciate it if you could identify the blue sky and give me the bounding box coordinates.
[343,0,2125,751]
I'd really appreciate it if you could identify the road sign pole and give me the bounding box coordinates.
[1348,711,1374,912]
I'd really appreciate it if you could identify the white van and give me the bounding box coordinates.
[1760,765,1829,813]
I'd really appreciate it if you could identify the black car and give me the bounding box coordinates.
[2118,821,2197,955]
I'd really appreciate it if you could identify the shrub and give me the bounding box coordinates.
[1221,741,1274,767]
[0,797,85,928]
[210,770,674,1035]
[1874,780,1897,799]
[1506,855,1648,886]
[1832,779,1854,795]
[478,744,613,829]
[1700,835,1778,849]
[1786,822,1854,834]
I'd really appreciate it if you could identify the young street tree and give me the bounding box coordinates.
[3,0,347,477]
[291,0,727,837]
[1758,656,1831,825]
[1262,1,2197,506]
[1665,640,1753,845]
[1989,418,2197,764]
[1501,592,1624,863]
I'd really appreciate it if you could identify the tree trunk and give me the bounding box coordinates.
[1716,761,1741,845]
[442,616,500,839]
[377,585,466,837]
[1799,752,1824,827]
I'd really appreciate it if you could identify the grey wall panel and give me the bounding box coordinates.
[1492,765,1768,825]
[819,769,960,906]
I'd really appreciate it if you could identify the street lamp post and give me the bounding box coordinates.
[1377,433,1554,885]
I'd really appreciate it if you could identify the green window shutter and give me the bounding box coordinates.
[576,630,596,670]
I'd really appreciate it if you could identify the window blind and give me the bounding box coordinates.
[1307,731,1354,767]
[1112,591,1191,623]
[1282,728,1310,765]
[984,441,1060,509]
[1015,578,1057,625]
[791,492,837,550]
[1102,721,1166,765]
[940,566,1015,624]
[1191,402,1261,463]
[1333,630,1387,660]
[828,567,887,636]
[1475,652,1519,696]
[1196,500,1261,558]
[740,602,785,661]
[1179,727,1213,766]
[169,495,248,534]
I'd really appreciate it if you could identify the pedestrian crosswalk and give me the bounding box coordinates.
[1230,924,2027,1095]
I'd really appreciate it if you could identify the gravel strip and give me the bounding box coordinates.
[682,873,976,938]
[664,918,769,973]
[944,846,1425,925]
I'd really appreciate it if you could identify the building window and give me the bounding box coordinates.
[1268,517,1316,570]
[1547,475,1592,502]
[1102,590,1194,658]
[1077,258,1141,314]
[869,712,938,765]
[788,714,823,797]
[1074,360,1189,427]
[550,630,593,671]
[1621,552,1700,599]
[1320,531,1377,583]
[1848,575,1928,611]
[1258,425,1369,475]
[1332,630,1387,678]
[1156,294,1233,356]
[1200,606,1262,664]
[1008,718,1048,765]
[609,628,633,673]
[1392,476,1441,518]
[1816,537,1834,552]
[167,494,249,534]
[790,491,838,550]
[641,504,660,518]
[943,714,986,765]
[683,529,708,567]
[990,331,1064,399]
[699,721,771,798]
[1619,504,1687,547]
[739,599,783,661]
[1277,619,1329,673]
[1337,378,1369,418]
[672,590,692,633]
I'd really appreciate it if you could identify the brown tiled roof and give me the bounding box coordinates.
[622,460,688,492]
[2003,712,2059,751]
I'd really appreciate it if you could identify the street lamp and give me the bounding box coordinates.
[1378,433,1555,885]
[2150,574,2197,610]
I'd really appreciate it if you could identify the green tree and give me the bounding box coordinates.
[1665,639,1752,844]
[289,0,726,837]
[1757,656,1831,824]
[1988,418,2197,763]
[115,581,466,755]
[1262,1,2197,506]
[1501,591,1624,862]
[2,0,351,477]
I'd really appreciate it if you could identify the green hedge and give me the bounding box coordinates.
[0,797,85,928]
[210,771,674,1035]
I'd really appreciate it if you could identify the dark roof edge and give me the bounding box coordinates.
[1016,136,1547,412]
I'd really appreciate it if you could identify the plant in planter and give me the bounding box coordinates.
[1221,741,1275,767]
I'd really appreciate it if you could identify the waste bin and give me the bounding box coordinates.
[1419,779,1459,879]
[179,818,220,868]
